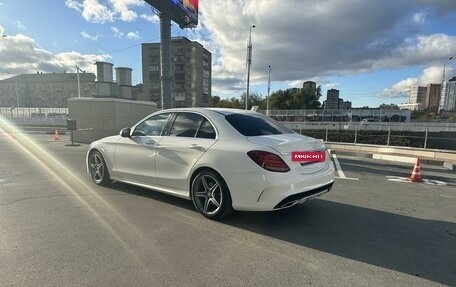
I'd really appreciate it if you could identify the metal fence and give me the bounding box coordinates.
[2,106,456,151]
[260,109,412,123]
[0,107,69,119]
[283,122,456,151]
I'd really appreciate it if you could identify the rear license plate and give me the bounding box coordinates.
[291,151,326,162]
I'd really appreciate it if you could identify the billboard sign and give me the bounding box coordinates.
[145,0,198,28]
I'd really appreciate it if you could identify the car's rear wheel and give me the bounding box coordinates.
[88,150,111,186]
[191,170,233,219]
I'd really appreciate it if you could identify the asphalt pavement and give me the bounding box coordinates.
[1,131,455,286]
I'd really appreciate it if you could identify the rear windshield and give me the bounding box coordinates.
[225,113,294,136]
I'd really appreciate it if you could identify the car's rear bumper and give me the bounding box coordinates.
[225,161,335,211]
[273,182,334,209]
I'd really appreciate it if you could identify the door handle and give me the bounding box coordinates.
[145,140,165,148]
[188,144,206,151]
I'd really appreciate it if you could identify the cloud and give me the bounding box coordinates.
[413,12,426,25]
[377,78,418,98]
[111,26,124,38]
[0,29,109,79]
[377,64,455,98]
[81,0,115,23]
[192,0,456,96]
[140,13,159,24]
[12,20,26,30]
[418,66,443,85]
[126,31,139,40]
[110,0,143,22]
[65,0,143,23]
[65,0,82,12]
[65,0,114,23]
[81,31,100,41]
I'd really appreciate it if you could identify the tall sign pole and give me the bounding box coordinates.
[144,0,199,110]
[160,12,172,110]
[245,25,255,110]
[266,65,271,116]
[75,65,82,98]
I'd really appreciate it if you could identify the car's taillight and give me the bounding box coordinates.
[247,150,290,173]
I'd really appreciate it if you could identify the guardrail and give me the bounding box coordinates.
[282,122,456,151]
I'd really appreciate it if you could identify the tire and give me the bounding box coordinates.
[88,150,111,186]
[191,170,233,219]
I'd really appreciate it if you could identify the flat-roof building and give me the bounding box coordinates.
[141,37,211,108]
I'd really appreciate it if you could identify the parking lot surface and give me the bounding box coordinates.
[1,132,455,286]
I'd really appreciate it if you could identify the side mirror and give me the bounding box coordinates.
[120,128,131,138]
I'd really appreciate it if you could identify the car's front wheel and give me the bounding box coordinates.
[88,150,111,186]
[191,170,233,219]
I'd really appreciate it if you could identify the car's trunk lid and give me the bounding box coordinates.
[247,133,328,174]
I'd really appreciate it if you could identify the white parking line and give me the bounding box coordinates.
[331,154,359,180]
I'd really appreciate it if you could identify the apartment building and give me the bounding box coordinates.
[439,76,456,111]
[322,88,352,109]
[409,85,427,105]
[141,37,211,108]
[302,81,316,95]
[424,83,441,112]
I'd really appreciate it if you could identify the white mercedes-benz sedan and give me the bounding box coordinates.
[87,108,335,219]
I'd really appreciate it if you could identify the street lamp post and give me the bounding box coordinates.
[245,25,255,110]
[266,65,271,116]
[14,79,19,118]
[440,57,453,111]
[75,65,83,98]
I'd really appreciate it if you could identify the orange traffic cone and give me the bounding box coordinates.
[408,158,423,182]
[54,129,60,141]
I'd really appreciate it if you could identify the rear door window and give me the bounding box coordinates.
[167,112,216,139]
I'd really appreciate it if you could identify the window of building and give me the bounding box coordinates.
[148,65,159,72]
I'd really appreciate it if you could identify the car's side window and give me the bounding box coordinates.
[132,113,171,136]
[196,119,216,139]
[168,112,204,137]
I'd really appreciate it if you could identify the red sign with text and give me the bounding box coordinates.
[291,151,326,162]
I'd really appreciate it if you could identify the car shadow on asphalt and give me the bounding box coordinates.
[106,182,456,286]
[220,199,456,286]
[108,181,195,211]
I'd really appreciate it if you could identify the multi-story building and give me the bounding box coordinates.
[398,103,424,111]
[302,81,316,95]
[409,85,427,105]
[338,99,352,109]
[141,37,211,108]
[0,72,96,107]
[322,88,352,109]
[324,89,340,109]
[0,62,138,108]
[439,76,456,112]
[424,83,441,112]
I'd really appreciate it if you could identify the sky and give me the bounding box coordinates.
[0,0,456,108]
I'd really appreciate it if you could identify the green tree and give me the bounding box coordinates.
[211,96,221,107]
[268,86,322,110]
[214,97,243,108]
[295,85,322,109]
[240,92,266,110]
